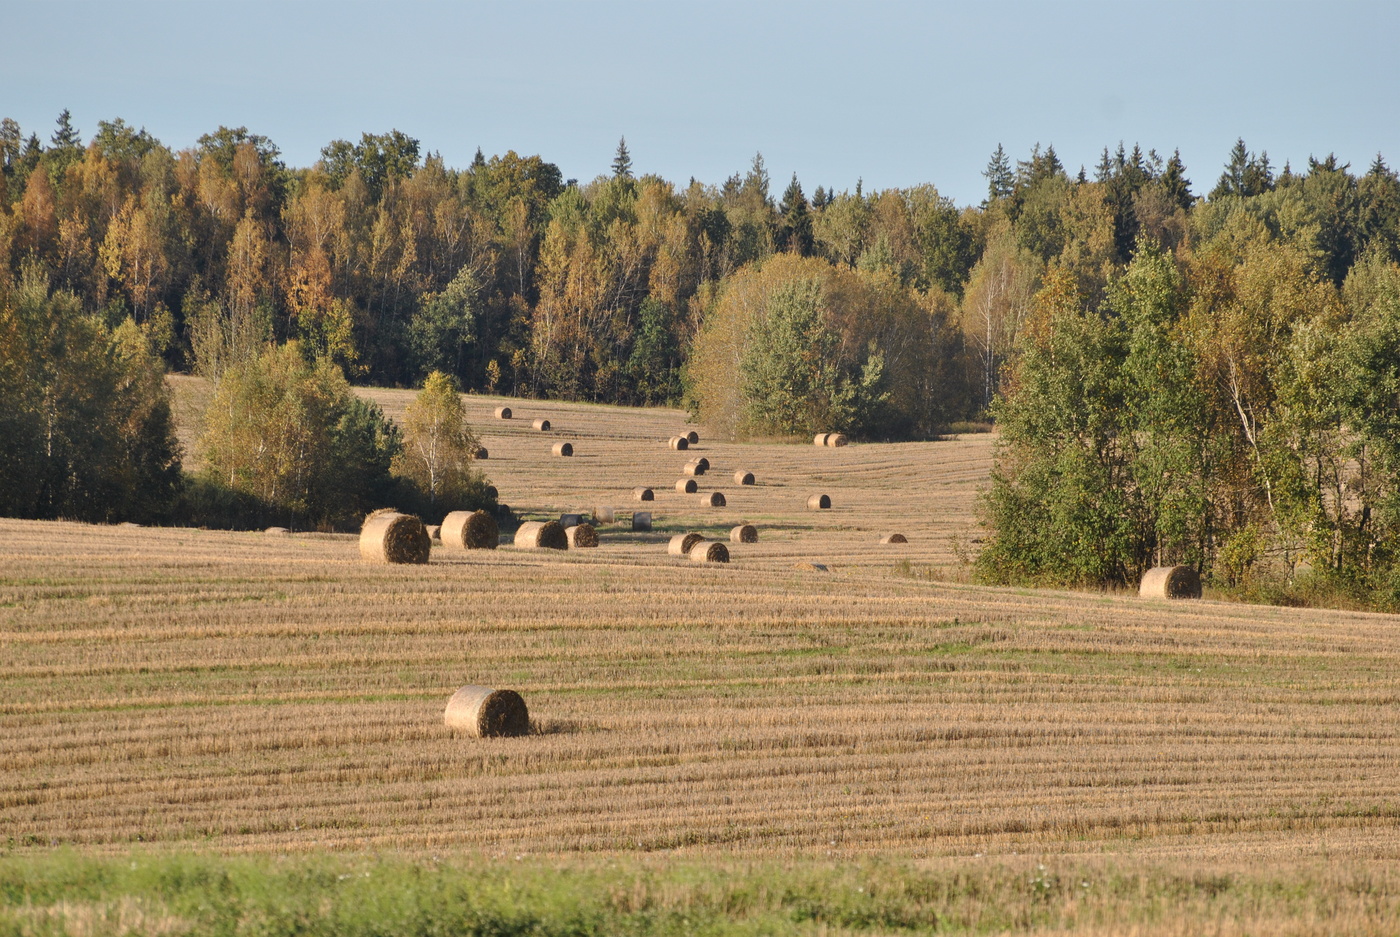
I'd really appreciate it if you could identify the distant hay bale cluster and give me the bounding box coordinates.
[346,407,871,584]
[359,509,430,564]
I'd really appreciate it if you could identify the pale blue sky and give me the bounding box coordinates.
[5,0,1398,206]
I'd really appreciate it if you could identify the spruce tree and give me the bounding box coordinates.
[778,173,813,255]
[983,143,1014,203]
[611,136,633,179]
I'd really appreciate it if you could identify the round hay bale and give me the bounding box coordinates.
[474,446,488,460]
[533,418,551,431]
[668,532,704,556]
[443,685,530,738]
[705,491,726,507]
[826,433,848,447]
[686,430,700,444]
[683,460,707,476]
[813,433,830,446]
[734,470,755,485]
[494,406,512,420]
[1139,565,1202,599]
[668,436,689,451]
[689,540,729,563]
[807,494,831,510]
[632,511,652,531]
[593,506,616,524]
[675,478,698,493]
[633,486,655,502]
[693,457,710,471]
[264,526,289,535]
[441,509,499,550]
[359,509,431,564]
[731,524,757,544]
[515,520,567,550]
[552,441,573,457]
[565,523,598,548]
[880,532,908,544]
[425,524,441,541]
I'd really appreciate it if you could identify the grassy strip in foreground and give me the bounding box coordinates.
[2,853,1398,936]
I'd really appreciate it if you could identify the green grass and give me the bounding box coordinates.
[3,852,1397,936]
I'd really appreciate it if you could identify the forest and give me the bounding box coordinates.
[3,111,1400,607]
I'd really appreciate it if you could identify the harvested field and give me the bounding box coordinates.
[3,385,1399,894]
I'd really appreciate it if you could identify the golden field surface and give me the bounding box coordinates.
[4,387,1400,883]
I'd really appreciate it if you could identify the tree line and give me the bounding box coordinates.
[4,111,1400,606]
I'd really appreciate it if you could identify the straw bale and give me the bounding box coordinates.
[733,470,755,485]
[704,491,726,507]
[668,532,704,555]
[441,510,498,549]
[552,441,573,456]
[533,418,551,431]
[807,494,831,510]
[730,524,758,543]
[668,435,689,450]
[494,406,512,420]
[692,457,710,471]
[683,460,706,476]
[813,433,829,446]
[443,685,530,738]
[676,478,698,493]
[826,433,848,447]
[632,511,652,531]
[880,532,908,544]
[560,513,583,528]
[686,431,700,444]
[565,524,598,548]
[359,509,431,564]
[593,506,616,524]
[633,486,655,501]
[1139,565,1202,599]
[514,520,567,550]
[425,525,441,541]
[689,540,729,563]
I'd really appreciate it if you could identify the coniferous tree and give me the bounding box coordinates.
[1161,149,1192,210]
[778,173,814,255]
[611,136,633,179]
[983,143,1014,203]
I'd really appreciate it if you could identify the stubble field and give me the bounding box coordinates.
[3,387,1400,933]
